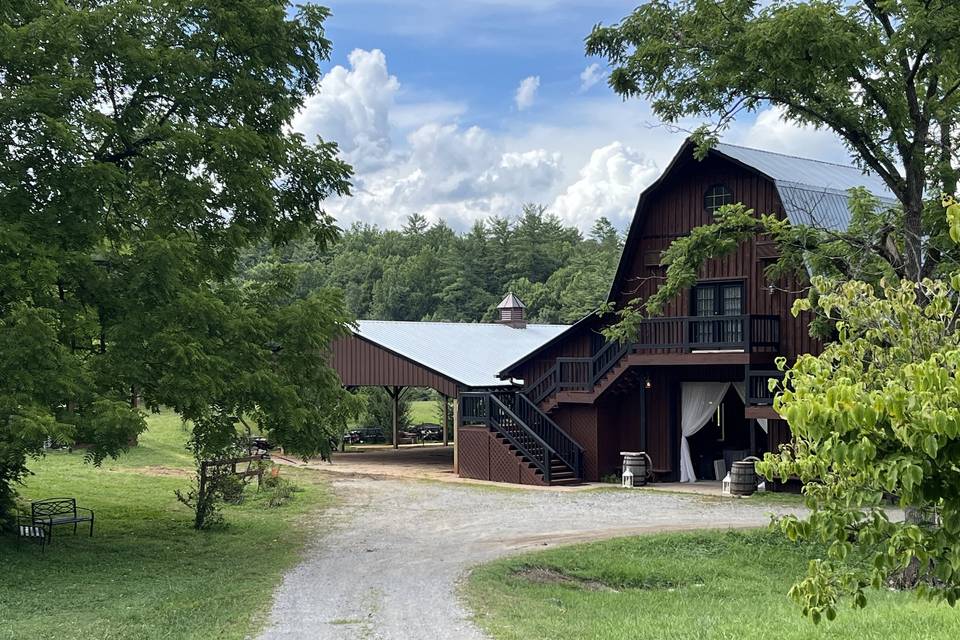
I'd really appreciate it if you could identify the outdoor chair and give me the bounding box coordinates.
[16,516,51,551]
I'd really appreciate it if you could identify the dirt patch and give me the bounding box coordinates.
[513,566,618,592]
[127,465,192,478]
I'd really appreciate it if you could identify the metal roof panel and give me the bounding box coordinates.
[353,320,570,388]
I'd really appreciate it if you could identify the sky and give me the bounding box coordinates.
[295,0,853,233]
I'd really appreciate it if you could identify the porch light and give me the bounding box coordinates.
[644,377,652,389]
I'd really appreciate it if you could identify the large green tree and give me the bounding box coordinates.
[0,0,356,523]
[587,0,960,285]
[758,197,960,617]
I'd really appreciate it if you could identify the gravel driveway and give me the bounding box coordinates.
[258,474,803,640]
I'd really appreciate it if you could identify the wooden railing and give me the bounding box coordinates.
[747,368,784,405]
[460,391,583,482]
[524,315,781,406]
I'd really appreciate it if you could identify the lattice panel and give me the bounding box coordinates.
[518,461,547,486]
[458,428,490,480]
[487,436,521,484]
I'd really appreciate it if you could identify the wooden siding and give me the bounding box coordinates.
[331,334,460,397]
[615,155,819,361]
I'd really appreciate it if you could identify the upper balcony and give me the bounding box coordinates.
[526,315,781,408]
[629,314,780,354]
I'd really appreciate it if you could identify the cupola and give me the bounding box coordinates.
[496,292,526,329]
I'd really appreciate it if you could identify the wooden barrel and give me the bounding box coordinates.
[730,457,760,496]
[621,451,652,487]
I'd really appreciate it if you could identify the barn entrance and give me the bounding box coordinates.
[685,386,767,481]
[679,381,768,482]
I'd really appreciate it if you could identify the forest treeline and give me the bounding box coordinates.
[241,204,624,325]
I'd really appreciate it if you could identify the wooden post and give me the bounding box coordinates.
[452,396,460,474]
[442,395,449,447]
[386,385,404,450]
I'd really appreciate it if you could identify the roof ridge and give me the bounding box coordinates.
[715,141,865,172]
[355,319,568,328]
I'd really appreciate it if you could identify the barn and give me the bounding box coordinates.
[331,138,895,486]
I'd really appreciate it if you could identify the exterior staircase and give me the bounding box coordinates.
[460,391,583,485]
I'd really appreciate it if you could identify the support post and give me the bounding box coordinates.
[639,377,647,452]
[385,385,404,450]
[442,395,449,447]
[452,396,460,474]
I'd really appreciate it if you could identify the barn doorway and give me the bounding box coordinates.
[680,382,768,482]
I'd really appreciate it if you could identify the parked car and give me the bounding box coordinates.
[342,429,363,445]
[355,426,386,444]
[417,423,442,441]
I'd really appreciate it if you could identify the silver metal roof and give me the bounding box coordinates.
[353,320,570,388]
[714,142,898,229]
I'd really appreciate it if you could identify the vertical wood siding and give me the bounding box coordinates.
[331,334,460,397]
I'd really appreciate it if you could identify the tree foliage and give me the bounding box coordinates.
[0,0,357,525]
[760,199,960,617]
[241,208,624,325]
[587,0,960,282]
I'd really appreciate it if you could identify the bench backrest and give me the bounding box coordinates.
[31,498,77,518]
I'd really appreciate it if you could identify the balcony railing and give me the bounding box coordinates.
[747,368,785,405]
[525,315,781,403]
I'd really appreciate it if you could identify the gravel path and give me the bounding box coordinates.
[258,474,803,640]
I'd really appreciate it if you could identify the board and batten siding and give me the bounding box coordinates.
[615,155,820,361]
[331,334,460,398]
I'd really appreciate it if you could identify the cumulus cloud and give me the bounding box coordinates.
[550,142,660,230]
[332,121,564,229]
[733,105,849,163]
[292,49,399,171]
[514,76,540,111]
[294,49,663,234]
[579,63,602,92]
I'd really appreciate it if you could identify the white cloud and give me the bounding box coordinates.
[292,49,400,171]
[731,105,849,164]
[297,49,666,234]
[579,63,603,92]
[550,142,660,230]
[514,75,540,111]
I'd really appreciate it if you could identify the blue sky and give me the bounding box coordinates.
[296,1,850,232]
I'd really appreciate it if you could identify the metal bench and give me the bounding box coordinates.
[31,498,95,539]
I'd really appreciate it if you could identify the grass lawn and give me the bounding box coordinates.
[0,411,331,640]
[409,399,442,425]
[465,530,960,640]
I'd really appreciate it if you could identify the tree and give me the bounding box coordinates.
[0,1,355,525]
[758,197,960,618]
[587,0,960,282]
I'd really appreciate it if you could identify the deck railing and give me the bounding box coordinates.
[747,368,784,405]
[524,314,781,405]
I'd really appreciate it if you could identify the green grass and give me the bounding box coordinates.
[409,399,441,425]
[465,530,960,640]
[1,411,331,640]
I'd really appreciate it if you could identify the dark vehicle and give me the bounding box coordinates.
[355,426,386,444]
[418,424,442,441]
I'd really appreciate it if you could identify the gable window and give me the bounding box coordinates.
[704,184,734,214]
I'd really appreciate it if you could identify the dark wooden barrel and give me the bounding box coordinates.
[621,451,652,487]
[730,457,760,496]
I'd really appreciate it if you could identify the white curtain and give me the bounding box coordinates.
[756,418,769,433]
[680,382,732,482]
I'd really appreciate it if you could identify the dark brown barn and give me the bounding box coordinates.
[331,138,895,487]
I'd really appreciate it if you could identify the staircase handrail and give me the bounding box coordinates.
[514,393,583,479]
[486,394,557,483]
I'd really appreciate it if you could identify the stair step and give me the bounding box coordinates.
[550,477,582,486]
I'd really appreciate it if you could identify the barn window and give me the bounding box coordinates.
[704,184,734,214]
